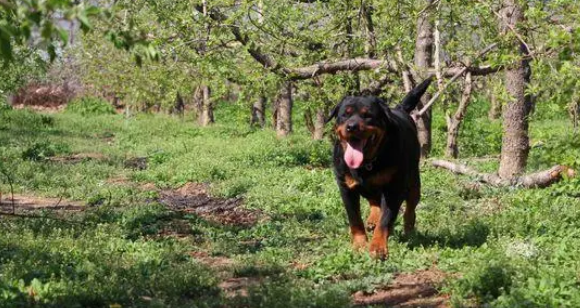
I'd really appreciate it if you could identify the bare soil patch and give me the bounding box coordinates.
[157,182,262,227]
[353,268,450,308]
[124,157,148,170]
[188,251,261,298]
[0,193,83,214]
[48,153,107,164]
[218,277,262,298]
[189,251,236,269]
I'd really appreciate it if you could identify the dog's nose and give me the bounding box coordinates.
[346,122,359,132]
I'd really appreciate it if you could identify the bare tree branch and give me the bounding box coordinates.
[476,0,533,55]
[198,5,502,82]
[413,43,499,119]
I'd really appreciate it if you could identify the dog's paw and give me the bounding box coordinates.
[369,243,388,261]
[352,234,368,251]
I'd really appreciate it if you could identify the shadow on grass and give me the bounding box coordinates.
[404,219,490,249]
[0,229,221,308]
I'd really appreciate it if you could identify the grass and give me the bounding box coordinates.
[0,103,579,307]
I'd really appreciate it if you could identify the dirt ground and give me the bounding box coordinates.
[157,182,263,227]
[0,193,83,214]
[353,268,450,308]
[0,180,451,306]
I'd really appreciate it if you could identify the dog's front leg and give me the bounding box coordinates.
[339,185,366,250]
[369,192,404,260]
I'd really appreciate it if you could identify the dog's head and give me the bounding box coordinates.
[326,96,392,169]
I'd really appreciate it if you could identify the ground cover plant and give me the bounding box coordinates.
[1,102,579,307]
[2,1,580,306]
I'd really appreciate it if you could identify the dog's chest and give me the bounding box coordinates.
[344,168,396,191]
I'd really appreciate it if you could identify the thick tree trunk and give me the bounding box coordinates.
[250,95,266,128]
[197,85,214,126]
[445,72,473,158]
[413,1,435,159]
[498,0,532,180]
[275,81,293,137]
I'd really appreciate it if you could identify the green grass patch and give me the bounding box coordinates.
[1,105,580,307]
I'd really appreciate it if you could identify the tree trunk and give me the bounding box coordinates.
[197,85,214,126]
[498,0,532,180]
[413,0,435,159]
[251,95,266,128]
[445,72,473,158]
[275,81,293,137]
[395,45,413,92]
[569,99,579,133]
[172,92,185,116]
[313,108,325,140]
[488,89,501,120]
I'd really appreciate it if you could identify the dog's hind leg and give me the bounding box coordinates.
[404,182,420,236]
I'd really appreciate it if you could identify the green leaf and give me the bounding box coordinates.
[78,12,92,32]
[58,28,69,43]
[85,6,101,16]
[41,22,53,39]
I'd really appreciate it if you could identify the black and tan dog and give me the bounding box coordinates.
[327,78,432,259]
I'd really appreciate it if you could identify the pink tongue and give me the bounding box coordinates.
[344,141,364,169]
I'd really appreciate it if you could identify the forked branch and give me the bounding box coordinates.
[431,160,576,188]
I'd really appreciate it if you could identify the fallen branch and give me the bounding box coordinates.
[431,160,576,188]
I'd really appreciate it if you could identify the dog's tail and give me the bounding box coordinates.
[399,77,433,113]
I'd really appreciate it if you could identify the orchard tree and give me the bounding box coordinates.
[0,0,101,61]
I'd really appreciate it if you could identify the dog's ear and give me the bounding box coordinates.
[399,77,433,113]
[325,100,342,124]
[376,97,393,122]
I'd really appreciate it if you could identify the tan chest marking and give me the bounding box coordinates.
[344,174,359,189]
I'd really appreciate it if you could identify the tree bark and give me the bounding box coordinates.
[250,95,266,128]
[313,108,325,140]
[413,2,435,159]
[498,0,532,180]
[305,107,326,140]
[275,81,293,137]
[445,72,473,158]
[171,92,185,116]
[395,45,414,92]
[197,85,214,126]
[488,89,501,120]
[362,4,377,58]
[568,99,578,133]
